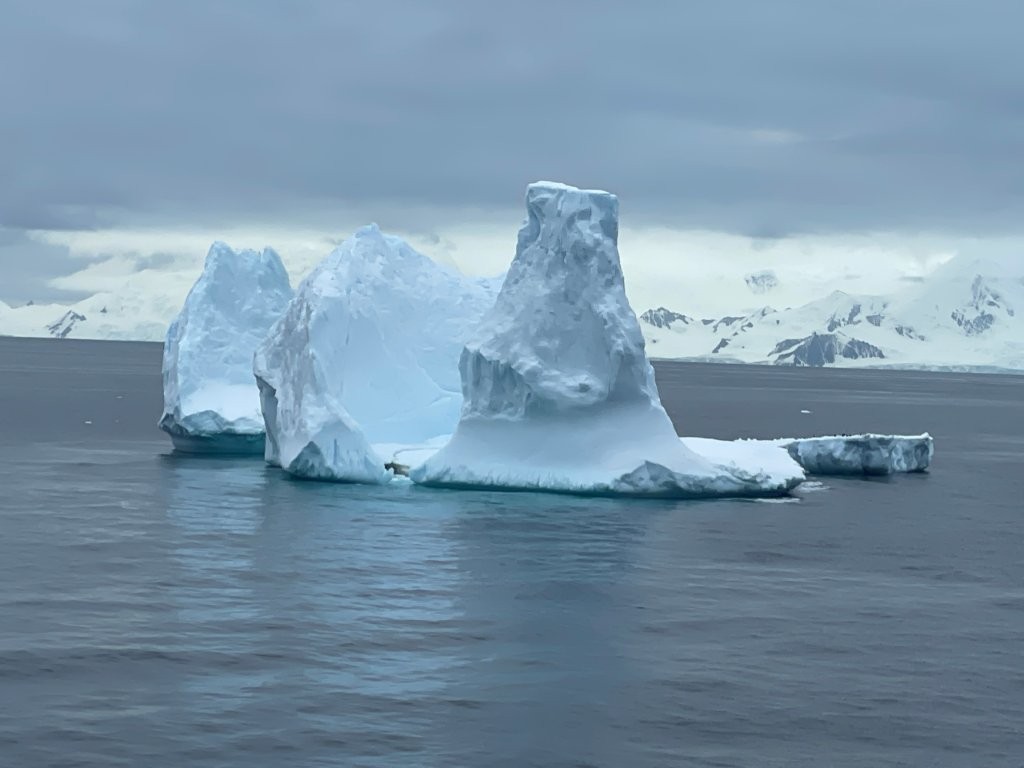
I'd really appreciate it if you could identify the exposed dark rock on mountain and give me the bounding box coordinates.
[771,333,885,367]
[639,307,693,329]
[47,311,86,339]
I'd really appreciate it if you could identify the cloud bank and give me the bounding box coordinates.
[1,0,1022,304]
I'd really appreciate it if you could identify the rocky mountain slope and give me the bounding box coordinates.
[641,257,1024,370]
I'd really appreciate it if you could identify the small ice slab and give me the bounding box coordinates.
[681,433,934,477]
[776,433,934,476]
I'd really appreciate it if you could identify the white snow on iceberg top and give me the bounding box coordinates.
[254,224,500,483]
[159,242,292,453]
[412,181,805,498]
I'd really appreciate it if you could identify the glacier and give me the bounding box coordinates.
[411,181,805,498]
[159,242,293,453]
[254,224,500,483]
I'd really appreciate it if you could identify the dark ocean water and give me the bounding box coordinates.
[1,336,1022,768]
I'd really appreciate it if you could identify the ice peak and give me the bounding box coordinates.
[204,240,255,267]
[521,181,619,252]
[201,242,288,287]
[354,223,383,238]
[469,181,649,414]
[527,179,615,198]
[326,223,438,274]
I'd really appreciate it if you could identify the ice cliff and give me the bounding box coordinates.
[254,224,499,482]
[411,181,805,497]
[159,242,293,453]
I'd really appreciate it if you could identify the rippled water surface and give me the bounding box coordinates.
[1,338,1023,767]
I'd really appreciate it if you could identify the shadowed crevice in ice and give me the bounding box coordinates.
[412,181,805,498]
[159,242,292,453]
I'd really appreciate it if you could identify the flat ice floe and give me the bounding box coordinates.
[159,242,292,454]
[411,182,805,498]
[778,433,933,475]
[682,434,934,477]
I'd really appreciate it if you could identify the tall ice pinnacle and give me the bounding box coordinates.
[411,181,804,497]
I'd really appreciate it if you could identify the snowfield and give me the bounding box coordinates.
[643,258,1024,370]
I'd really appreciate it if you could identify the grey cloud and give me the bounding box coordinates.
[132,252,183,272]
[0,201,107,232]
[0,230,93,303]
[0,0,1022,246]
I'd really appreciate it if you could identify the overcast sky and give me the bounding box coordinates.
[2,0,1023,306]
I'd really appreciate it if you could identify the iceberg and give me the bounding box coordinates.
[681,434,934,477]
[254,224,500,483]
[159,242,292,453]
[411,181,805,498]
[778,433,933,475]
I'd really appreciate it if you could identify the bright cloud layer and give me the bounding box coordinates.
[28,222,1019,318]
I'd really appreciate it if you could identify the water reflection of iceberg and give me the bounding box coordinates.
[160,456,469,758]
[429,490,664,765]
[160,454,266,622]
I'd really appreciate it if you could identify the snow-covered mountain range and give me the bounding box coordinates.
[642,256,1024,371]
[2,251,1023,372]
[0,266,197,342]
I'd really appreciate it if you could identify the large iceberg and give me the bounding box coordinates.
[160,242,293,453]
[411,181,805,498]
[254,224,500,483]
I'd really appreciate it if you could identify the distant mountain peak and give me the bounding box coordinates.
[46,310,86,340]
[639,307,693,330]
[945,274,1016,336]
[771,332,885,367]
